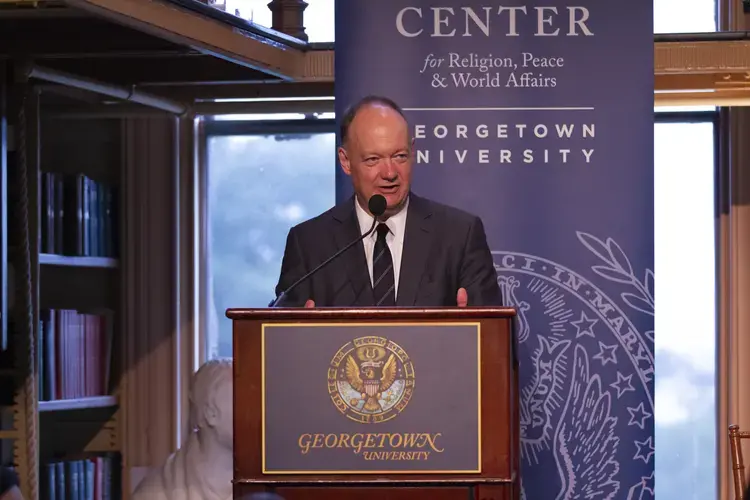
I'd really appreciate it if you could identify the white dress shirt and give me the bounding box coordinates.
[354,197,409,300]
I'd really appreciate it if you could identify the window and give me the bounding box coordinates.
[654,0,717,33]
[304,0,334,43]
[220,0,334,43]
[222,0,270,26]
[653,112,717,499]
[204,117,336,357]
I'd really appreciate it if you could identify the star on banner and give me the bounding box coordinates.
[571,311,598,338]
[634,437,654,463]
[593,341,618,366]
[627,402,652,430]
[610,372,635,398]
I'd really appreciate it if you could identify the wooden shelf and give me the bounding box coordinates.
[39,254,118,269]
[38,395,117,412]
[0,430,19,440]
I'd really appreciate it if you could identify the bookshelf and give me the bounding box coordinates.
[0,0,323,497]
[38,396,118,413]
[3,88,124,499]
[39,254,118,269]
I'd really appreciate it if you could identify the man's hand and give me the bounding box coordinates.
[456,287,468,307]
[304,299,315,308]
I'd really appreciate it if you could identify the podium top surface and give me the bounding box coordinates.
[225,306,517,321]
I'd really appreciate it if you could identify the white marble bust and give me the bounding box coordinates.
[132,358,234,500]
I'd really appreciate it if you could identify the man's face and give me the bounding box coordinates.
[338,104,413,216]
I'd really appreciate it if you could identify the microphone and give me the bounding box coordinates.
[269,194,388,307]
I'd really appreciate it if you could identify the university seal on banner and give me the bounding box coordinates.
[494,231,655,499]
[328,336,415,424]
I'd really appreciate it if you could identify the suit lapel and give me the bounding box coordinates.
[397,194,434,306]
[331,197,375,306]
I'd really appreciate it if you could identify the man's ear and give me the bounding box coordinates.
[338,146,352,176]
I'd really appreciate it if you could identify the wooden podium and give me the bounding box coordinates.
[227,307,519,500]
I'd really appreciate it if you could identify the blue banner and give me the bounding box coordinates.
[335,2,654,498]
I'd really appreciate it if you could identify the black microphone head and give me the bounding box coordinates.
[369,194,387,217]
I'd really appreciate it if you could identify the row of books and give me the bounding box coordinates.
[41,453,121,500]
[40,171,119,258]
[39,309,114,402]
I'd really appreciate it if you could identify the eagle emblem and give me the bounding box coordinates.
[328,336,415,424]
[346,346,398,412]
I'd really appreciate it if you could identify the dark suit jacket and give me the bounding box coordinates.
[273,193,503,307]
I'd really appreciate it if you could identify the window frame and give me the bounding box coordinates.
[655,109,718,123]
[196,114,338,359]
[203,117,337,137]
[653,108,721,498]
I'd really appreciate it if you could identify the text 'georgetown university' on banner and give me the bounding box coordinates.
[335,2,654,499]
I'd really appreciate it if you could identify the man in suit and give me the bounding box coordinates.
[274,95,502,308]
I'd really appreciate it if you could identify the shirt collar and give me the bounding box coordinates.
[355,195,410,239]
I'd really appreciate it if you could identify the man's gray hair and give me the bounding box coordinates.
[188,357,233,432]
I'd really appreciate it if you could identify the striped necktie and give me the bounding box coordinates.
[372,223,395,306]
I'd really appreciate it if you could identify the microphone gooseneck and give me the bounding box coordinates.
[269,194,388,307]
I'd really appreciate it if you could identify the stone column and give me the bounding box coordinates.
[267,0,308,41]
